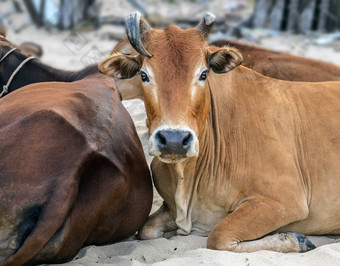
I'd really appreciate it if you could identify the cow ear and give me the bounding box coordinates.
[99,52,141,79]
[208,47,243,74]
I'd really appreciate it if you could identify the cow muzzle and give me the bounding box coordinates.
[149,126,199,163]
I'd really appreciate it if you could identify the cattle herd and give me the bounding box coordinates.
[0,11,340,265]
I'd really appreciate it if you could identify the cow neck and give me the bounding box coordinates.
[166,157,198,235]
[163,78,232,235]
[193,79,233,200]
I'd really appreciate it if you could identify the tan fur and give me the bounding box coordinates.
[99,52,140,79]
[99,51,144,100]
[208,46,243,73]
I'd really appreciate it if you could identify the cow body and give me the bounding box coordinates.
[142,47,340,251]
[100,13,340,253]
[0,75,152,265]
[147,68,340,239]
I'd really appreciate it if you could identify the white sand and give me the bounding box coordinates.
[50,235,340,266]
[2,1,340,264]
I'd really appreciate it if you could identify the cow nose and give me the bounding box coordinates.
[155,130,193,155]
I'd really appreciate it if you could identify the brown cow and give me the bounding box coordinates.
[0,74,152,265]
[100,12,340,253]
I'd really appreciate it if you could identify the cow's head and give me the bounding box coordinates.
[100,12,242,163]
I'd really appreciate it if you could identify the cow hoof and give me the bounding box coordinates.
[282,232,316,252]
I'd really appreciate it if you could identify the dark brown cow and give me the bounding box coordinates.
[211,39,340,82]
[0,74,152,265]
[100,12,340,253]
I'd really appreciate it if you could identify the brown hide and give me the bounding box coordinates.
[0,75,152,265]
[101,14,340,253]
[212,40,340,82]
[109,36,145,100]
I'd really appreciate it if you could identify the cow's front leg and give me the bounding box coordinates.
[138,203,177,240]
[207,198,315,253]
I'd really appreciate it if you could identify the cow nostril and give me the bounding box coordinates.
[156,132,167,146]
[182,133,192,147]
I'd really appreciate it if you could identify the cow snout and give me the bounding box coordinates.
[156,130,193,155]
[149,127,199,162]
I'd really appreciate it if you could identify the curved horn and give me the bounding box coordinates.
[125,12,152,58]
[196,12,216,40]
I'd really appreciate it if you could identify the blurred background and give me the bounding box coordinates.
[2,0,340,71]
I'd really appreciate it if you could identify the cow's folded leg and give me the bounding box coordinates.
[207,198,311,253]
[218,232,315,253]
[138,203,177,240]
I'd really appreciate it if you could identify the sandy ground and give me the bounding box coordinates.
[2,0,340,265]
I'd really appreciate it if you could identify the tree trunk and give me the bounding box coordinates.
[299,0,317,33]
[287,0,300,32]
[269,0,285,31]
[318,0,330,32]
[250,0,340,33]
[59,0,96,29]
[253,0,273,28]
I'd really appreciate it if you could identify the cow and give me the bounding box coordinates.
[99,12,340,253]
[0,73,152,265]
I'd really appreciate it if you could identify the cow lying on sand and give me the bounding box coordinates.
[100,12,340,253]
[0,73,152,265]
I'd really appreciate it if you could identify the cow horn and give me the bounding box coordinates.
[125,12,153,58]
[196,12,216,40]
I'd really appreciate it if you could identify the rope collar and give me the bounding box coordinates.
[0,48,34,98]
[0,47,16,63]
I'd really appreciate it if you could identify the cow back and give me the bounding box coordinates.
[0,76,152,265]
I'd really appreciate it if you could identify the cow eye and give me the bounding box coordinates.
[140,71,150,82]
[199,70,208,81]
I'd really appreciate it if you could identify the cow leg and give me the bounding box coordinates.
[216,232,315,253]
[138,204,177,239]
[207,198,313,253]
